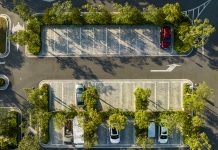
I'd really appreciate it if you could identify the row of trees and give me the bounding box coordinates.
[18,83,50,150]
[11,1,215,55]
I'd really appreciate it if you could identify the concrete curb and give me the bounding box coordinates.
[0,74,9,90]
[0,14,11,58]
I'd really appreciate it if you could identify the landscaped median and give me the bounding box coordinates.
[0,16,7,54]
[0,107,21,149]
[11,1,215,56]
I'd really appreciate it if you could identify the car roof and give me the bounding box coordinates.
[76,84,84,89]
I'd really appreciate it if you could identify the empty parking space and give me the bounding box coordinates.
[41,25,175,57]
[156,82,169,111]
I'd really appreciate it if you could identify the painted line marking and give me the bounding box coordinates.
[151,64,181,72]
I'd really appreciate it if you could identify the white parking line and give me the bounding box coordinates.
[181,82,184,110]
[62,83,63,110]
[0,62,5,65]
[154,82,157,109]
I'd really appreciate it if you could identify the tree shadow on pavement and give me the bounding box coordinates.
[4,44,25,69]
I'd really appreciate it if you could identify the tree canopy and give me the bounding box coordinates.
[107,112,127,131]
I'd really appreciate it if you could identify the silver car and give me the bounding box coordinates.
[75,84,84,106]
[158,126,168,144]
[109,128,120,144]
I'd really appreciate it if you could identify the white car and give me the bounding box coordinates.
[109,128,120,144]
[75,84,84,106]
[158,126,168,144]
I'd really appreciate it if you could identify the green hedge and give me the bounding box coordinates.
[0,17,7,54]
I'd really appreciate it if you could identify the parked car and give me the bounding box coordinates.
[158,126,168,144]
[75,84,84,106]
[148,121,156,138]
[109,128,120,144]
[160,26,171,49]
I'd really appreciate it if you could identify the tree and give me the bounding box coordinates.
[162,3,182,24]
[107,112,127,131]
[143,5,165,25]
[159,111,185,134]
[192,116,204,128]
[191,19,215,48]
[43,0,83,25]
[136,135,153,149]
[134,87,151,110]
[18,135,40,150]
[83,4,112,24]
[185,133,211,150]
[82,85,99,111]
[112,3,144,25]
[184,82,213,115]
[78,108,102,148]
[135,110,149,129]
[14,3,31,21]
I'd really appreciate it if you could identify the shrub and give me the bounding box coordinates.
[135,110,149,129]
[136,134,153,148]
[107,112,127,131]
[143,5,165,25]
[134,87,151,110]
[83,4,112,24]
[0,78,5,86]
[82,85,99,111]
[112,3,144,25]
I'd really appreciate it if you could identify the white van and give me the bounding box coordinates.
[148,121,156,138]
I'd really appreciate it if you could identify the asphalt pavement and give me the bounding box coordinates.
[0,0,218,149]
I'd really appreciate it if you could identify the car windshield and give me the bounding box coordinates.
[112,128,118,135]
[164,37,171,43]
[76,88,84,94]
[111,135,119,139]
[160,135,167,139]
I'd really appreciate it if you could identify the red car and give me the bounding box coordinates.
[160,26,171,49]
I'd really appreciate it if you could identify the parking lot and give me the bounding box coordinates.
[40,25,175,57]
[40,79,191,146]
[41,79,191,112]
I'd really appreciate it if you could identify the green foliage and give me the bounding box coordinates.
[174,22,192,53]
[83,4,112,24]
[0,17,7,53]
[162,3,181,24]
[184,82,213,115]
[191,19,215,48]
[10,17,41,55]
[192,116,204,128]
[135,110,149,129]
[185,133,211,150]
[18,134,40,150]
[24,83,50,144]
[14,3,31,21]
[183,83,192,94]
[78,109,102,148]
[136,134,153,149]
[159,111,185,135]
[43,0,83,25]
[0,108,18,149]
[25,83,49,111]
[82,85,99,111]
[0,78,5,86]
[134,87,151,110]
[107,112,127,131]
[112,3,144,25]
[143,5,164,25]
